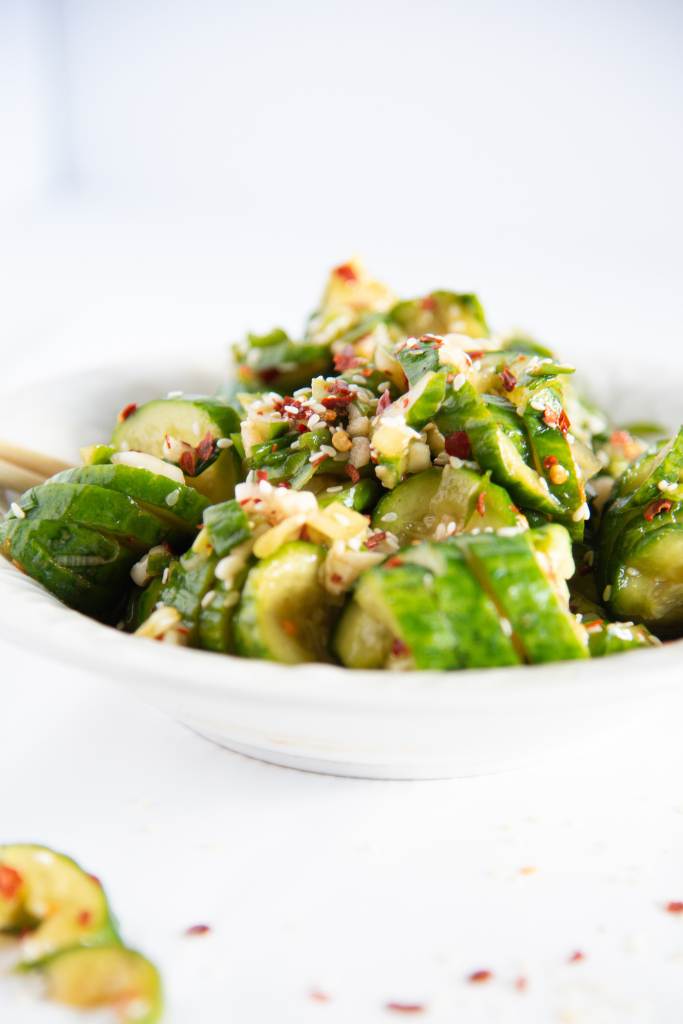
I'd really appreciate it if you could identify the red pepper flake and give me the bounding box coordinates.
[420,294,436,311]
[324,410,338,422]
[117,402,137,423]
[610,429,633,446]
[310,990,331,1004]
[259,368,280,384]
[256,469,269,482]
[333,347,362,372]
[568,950,586,963]
[321,381,355,410]
[385,1003,425,1014]
[281,619,298,636]
[361,367,374,378]
[366,531,387,549]
[476,492,486,517]
[76,909,92,927]
[333,262,358,282]
[468,969,493,984]
[444,431,471,459]
[558,409,571,434]
[419,333,442,348]
[466,350,485,360]
[385,556,404,568]
[542,406,559,429]
[666,901,683,913]
[514,976,528,992]
[500,367,517,392]
[377,389,392,415]
[278,481,291,489]
[330,572,343,584]
[644,498,672,522]
[391,637,410,657]
[345,464,360,484]
[0,864,23,900]
[543,454,558,470]
[185,923,211,936]
[196,431,216,462]
[179,448,197,476]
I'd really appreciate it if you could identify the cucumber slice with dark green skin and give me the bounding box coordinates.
[159,549,217,642]
[402,372,447,430]
[233,328,331,394]
[233,542,335,663]
[402,544,520,668]
[389,290,489,340]
[338,562,455,670]
[111,397,242,503]
[597,429,683,635]
[45,946,162,1024]
[197,569,247,653]
[0,845,119,966]
[371,466,521,545]
[438,379,562,517]
[317,477,382,512]
[585,618,659,658]
[203,500,252,557]
[123,574,165,632]
[54,465,208,534]
[458,529,588,663]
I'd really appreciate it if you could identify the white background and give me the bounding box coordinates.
[2,0,683,1020]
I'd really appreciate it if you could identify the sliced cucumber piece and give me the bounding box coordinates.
[234,542,335,663]
[317,477,382,513]
[371,466,521,545]
[54,465,208,538]
[197,570,247,653]
[203,500,252,557]
[458,530,588,663]
[45,946,162,1024]
[389,290,489,340]
[332,599,394,669]
[440,379,562,517]
[585,619,659,658]
[112,396,242,503]
[0,845,118,965]
[233,327,331,393]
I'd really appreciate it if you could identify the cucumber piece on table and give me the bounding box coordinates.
[234,541,335,663]
[44,946,162,1024]
[112,396,242,503]
[0,844,119,965]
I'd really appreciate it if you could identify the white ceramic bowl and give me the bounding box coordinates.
[1,353,681,779]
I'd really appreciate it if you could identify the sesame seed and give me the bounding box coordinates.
[381,512,398,522]
[603,584,613,601]
[165,489,181,507]
[500,618,513,637]
[201,590,216,608]
[10,502,25,519]
[162,567,170,584]
[216,438,233,449]
[325,485,343,493]
[452,373,466,391]
[167,390,183,398]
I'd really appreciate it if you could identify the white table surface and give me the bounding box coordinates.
[2,201,683,1023]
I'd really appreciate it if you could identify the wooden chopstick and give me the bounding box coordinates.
[0,458,47,494]
[0,440,71,480]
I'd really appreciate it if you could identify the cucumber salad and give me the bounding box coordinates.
[2,259,681,669]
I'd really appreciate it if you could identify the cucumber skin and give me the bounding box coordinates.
[197,569,247,653]
[203,500,252,557]
[0,844,121,966]
[44,946,162,1024]
[54,465,208,534]
[587,621,658,657]
[234,542,335,664]
[459,531,588,663]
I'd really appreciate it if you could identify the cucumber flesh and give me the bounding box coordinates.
[45,946,162,1024]
[0,844,118,965]
[332,600,393,669]
[234,542,335,663]
[112,397,242,503]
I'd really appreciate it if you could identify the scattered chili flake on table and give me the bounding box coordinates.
[644,498,672,522]
[185,924,212,936]
[519,865,537,875]
[0,864,23,900]
[500,367,517,392]
[568,950,586,963]
[468,969,493,984]
[309,990,331,1003]
[117,402,137,423]
[514,976,528,992]
[666,901,683,913]
[385,1003,425,1014]
[445,431,471,459]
